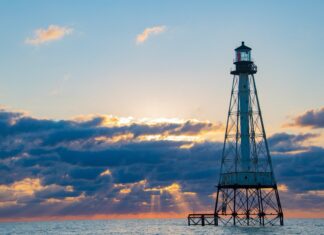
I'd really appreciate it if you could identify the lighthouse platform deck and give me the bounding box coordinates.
[187,213,217,226]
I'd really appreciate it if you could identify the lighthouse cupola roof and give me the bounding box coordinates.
[235,41,252,52]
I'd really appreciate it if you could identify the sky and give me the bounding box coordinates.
[0,0,324,221]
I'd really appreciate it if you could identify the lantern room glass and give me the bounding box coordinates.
[236,51,251,62]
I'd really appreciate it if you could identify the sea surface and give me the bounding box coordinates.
[0,219,323,234]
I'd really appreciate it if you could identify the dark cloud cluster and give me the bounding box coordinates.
[268,132,319,153]
[289,107,324,128]
[0,109,323,219]
[0,109,222,218]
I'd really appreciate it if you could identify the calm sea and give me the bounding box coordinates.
[0,219,323,234]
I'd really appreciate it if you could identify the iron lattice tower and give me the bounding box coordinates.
[188,42,283,226]
[214,42,283,226]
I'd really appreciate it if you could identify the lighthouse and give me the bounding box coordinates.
[188,42,284,226]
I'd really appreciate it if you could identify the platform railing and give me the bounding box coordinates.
[188,213,217,226]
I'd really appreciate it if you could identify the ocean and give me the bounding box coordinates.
[0,219,323,234]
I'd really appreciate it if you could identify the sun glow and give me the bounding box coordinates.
[71,115,224,146]
[278,184,289,192]
[43,193,86,204]
[137,134,202,142]
[144,183,199,213]
[150,194,161,212]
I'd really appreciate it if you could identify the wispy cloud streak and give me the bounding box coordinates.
[25,25,73,45]
[136,25,166,44]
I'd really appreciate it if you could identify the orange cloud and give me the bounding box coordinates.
[100,169,112,177]
[136,25,166,44]
[0,178,45,199]
[25,25,73,45]
[119,188,131,194]
[0,178,76,208]
[278,184,289,192]
[42,193,86,205]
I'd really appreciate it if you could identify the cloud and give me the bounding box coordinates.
[25,25,73,45]
[0,109,222,218]
[0,178,69,208]
[268,132,319,153]
[136,25,166,44]
[100,169,112,177]
[287,107,324,128]
[0,108,324,220]
[271,147,324,212]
